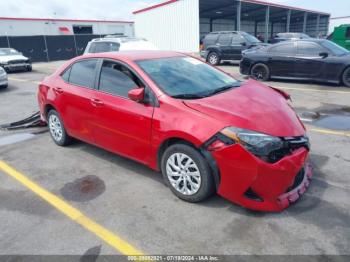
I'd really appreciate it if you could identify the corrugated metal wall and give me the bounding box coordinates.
[135,0,200,52]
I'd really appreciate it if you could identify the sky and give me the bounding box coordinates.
[0,0,348,21]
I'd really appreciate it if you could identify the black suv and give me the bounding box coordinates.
[201,31,268,65]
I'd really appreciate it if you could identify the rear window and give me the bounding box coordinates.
[204,34,218,46]
[217,34,233,45]
[68,59,97,88]
[89,42,120,53]
[269,42,296,55]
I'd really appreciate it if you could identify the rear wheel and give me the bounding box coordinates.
[251,63,270,81]
[342,67,350,88]
[207,52,220,65]
[161,144,215,203]
[48,110,71,146]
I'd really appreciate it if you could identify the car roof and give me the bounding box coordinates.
[274,39,325,44]
[90,37,146,43]
[208,31,243,34]
[81,50,185,61]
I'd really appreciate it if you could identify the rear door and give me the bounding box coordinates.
[294,41,326,78]
[56,59,98,144]
[216,33,233,60]
[267,42,297,77]
[91,59,154,164]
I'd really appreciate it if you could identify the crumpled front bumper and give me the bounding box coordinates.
[2,63,31,72]
[211,144,312,212]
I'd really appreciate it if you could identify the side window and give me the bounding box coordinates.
[218,34,233,45]
[269,43,296,55]
[89,42,120,53]
[98,60,143,98]
[69,59,97,88]
[232,34,244,45]
[204,34,218,46]
[297,42,323,56]
[61,67,71,82]
[346,27,350,38]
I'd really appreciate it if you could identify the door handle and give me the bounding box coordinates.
[90,98,104,107]
[53,87,63,94]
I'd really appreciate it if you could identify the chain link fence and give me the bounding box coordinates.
[0,34,105,62]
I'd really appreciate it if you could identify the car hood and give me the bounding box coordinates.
[183,79,305,137]
[0,55,29,62]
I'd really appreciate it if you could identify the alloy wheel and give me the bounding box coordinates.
[49,114,63,142]
[166,153,201,195]
[252,65,267,80]
[208,54,218,65]
[344,68,350,87]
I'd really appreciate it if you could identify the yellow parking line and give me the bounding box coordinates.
[8,77,40,85]
[0,161,144,256]
[275,86,350,94]
[307,127,350,137]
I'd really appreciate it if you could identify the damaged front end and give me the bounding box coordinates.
[203,127,312,212]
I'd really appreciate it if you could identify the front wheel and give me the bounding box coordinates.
[161,144,215,203]
[342,67,350,88]
[251,63,270,81]
[48,110,71,146]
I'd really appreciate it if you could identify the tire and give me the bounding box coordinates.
[27,66,32,72]
[207,52,220,65]
[0,84,7,89]
[47,110,71,146]
[342,67,350,88]
[250,63,270,81]
[161,143,215,203]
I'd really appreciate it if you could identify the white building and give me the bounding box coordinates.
[0,17,134,36]
[134,0,330,53]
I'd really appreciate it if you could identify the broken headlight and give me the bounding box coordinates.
[220,127,284,158]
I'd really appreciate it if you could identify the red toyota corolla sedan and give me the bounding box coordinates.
[38,51,312,212]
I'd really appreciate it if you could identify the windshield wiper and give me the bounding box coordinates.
[203,82,241,97]
[172,94,206,99]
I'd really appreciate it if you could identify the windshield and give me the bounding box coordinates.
[136,57,240,99]
[0,48,20,56]
[320,40,349,56]
[242,33,261,43]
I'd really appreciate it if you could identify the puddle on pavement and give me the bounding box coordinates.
[0,133,36,146]
[60,175,106,202]
[313,115,350,131]
[297,105,350,131]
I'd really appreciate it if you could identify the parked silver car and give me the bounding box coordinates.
[0,48,32,72]
[0,66,8,88]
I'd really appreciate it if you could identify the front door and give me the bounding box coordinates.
[216,33,234,60]
[267,42,297,77]
[294,41,326,78]
[91,59,154,164]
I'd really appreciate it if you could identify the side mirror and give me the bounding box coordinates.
[128,88,145,102]
[319,52,328,58]
[240,42,247,46]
